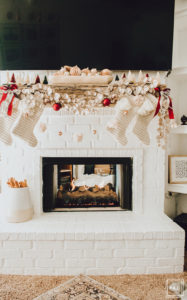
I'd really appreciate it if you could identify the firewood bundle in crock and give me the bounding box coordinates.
[7,177,28,188]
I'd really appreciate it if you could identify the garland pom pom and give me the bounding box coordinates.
[115,97,132,112]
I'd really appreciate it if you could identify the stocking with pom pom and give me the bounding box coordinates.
[133,94,157,145]
[12,103,44,147]
[106,96,135,145]
[0,90,19,145]
[0,111,19,145]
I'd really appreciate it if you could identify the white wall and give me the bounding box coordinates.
[173,0,187,68]
[165,0,187,218]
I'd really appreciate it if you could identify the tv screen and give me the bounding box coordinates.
[0,0,175,70]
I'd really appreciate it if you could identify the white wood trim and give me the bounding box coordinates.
[168,183,187,194]
[170,125,187,134]
[171,67,187,78]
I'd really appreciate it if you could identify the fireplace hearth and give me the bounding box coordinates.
[42,157,133,212]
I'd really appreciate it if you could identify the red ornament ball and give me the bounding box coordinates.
[53,103,61,111]
[102,98,111,106]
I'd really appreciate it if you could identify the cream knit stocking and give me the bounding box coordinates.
[12,104,44,147]
[133,94,157,145]
[133,111,155,145]
[106,96,134,146]
[0,111,19,145]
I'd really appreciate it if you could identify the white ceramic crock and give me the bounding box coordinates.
[5,187,33,223]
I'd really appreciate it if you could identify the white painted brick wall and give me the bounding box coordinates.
[117,266,147,275]
[54,250,83,258]
[23,250,52,258]
[36,258,65,268]
[66,259,95,268]
[114,249,144,257]
[0,218,184,275]
[0,250,22,258]
[0,98,185,275]
[145,248,174,258]
[126,240,156,248]
[33,241,63,249]
[3,241,32,249]
[146,266,174,274]
[64,241,94,249]
[175,248,185,257]
[4,259,34,268]
[127,258,156,267]
[96,258,124,268]
[84,249,113,258]
[95,241,125,249]
[157,257,184,266]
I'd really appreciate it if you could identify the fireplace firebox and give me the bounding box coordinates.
[42,157,133,212]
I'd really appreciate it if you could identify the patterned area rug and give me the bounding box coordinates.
[34,274,130,300]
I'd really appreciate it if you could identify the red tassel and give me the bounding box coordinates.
[11,73,16,83]
[0,93,7,106]
[154,87,161,117]
[7,95,15,116]
[146,73,149,78]
[154,95,161,117]
[35,75,40,84]
[122,73,126,78]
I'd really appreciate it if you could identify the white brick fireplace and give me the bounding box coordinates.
[0,108,165,217]
[0,101,185,275]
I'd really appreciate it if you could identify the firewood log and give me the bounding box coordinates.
[57,190,63,199]
[78,186,86,192]
[92,185,100,193]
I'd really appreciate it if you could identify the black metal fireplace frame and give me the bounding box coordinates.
[42,157,133,212]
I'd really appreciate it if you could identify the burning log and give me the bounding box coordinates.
[92,185,100,193]
[70,178,76,191]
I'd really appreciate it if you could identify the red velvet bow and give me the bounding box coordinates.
[0,84,18,116]
[154,87,174,120]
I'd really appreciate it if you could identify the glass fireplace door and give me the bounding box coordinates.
[42,157,132,212]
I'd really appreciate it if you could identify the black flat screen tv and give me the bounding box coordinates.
[0,0,175,70]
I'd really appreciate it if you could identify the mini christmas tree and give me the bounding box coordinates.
[35,75,40,84]
[122,73,126,79]
[115,75,119,81]
[10,73,16,83]
[43,75,48,84]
